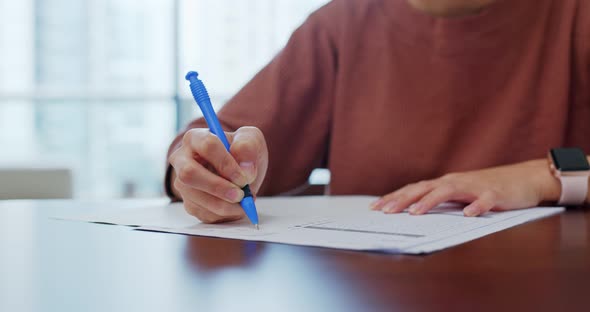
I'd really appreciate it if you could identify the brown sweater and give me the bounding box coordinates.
[166,0,590,198]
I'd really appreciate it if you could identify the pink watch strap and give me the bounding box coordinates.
[558,175,588,205]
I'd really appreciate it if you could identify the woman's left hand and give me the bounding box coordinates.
[370,159,561,217]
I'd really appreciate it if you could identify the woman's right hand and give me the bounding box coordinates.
[169,126,269,223]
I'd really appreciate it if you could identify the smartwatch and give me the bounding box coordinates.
[548,148,590,206]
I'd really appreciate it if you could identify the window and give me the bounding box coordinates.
[0,0,329,198]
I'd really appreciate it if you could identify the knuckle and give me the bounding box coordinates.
[173,178,184,192]
[252,127,265,143]
[231,136,250,151]
[183,129,210,149]
[413,181,425,188]
[211,181,230,198]
[181,131,190,144]
[200,216,218,224]
[183,201,199,217]
[199,134,219,155]
[168,148,185,167]
[241,126,263,137]
[178,165,197,184]
[211,202,236,217]
[168,152,178,166]
[402,183,417,191]
[439,183,457,194]
[421,196,437,207]
[203,133,219,147]
[185,203,217,224]
[484,190,499,202]
[416,180,433,189]
[182,129,196,146]
[442,172,458,180]
[395,193,410,203]
[234,128,263,150]
[198,192,239,218]
[380,192,396,202]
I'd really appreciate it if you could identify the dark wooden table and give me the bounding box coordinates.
[0,199,588,312]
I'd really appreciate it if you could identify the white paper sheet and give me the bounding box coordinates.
[62,196,564,254]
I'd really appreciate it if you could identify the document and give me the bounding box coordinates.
[62,196,563,254]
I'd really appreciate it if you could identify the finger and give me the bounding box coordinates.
[177,180,244,218]
[170,154,244,203]
[408,184,465,215]
[183,129,249,187]
[180,193,223,223]
[463,191,496,217]
[379,181,436,213]
[182,199,235,224]
[229,127,266,184]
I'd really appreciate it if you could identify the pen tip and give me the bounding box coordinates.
[255,224,259,230]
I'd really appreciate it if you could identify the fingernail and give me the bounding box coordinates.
[409,203,422,215]
[382,201,398,213]
[225,188,243,202]
[370,199,384,210]
[464,206,478,217]
[240,161,254,170]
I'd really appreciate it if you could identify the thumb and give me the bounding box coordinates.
[228,127,267,185]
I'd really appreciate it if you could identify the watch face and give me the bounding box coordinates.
[550,148,590,171]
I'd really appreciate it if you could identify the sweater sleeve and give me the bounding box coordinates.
[165,4,339,199]
[564,0,590,148]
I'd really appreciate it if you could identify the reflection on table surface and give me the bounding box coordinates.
[0,200,588,312]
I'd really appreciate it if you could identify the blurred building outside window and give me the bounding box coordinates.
[0,0,329,198]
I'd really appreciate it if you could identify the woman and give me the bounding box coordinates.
[167,0,590,223]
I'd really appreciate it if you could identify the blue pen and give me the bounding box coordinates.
[185,71,260,229]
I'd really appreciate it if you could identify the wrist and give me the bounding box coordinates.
[529,159,561,204]
[538,154,590,206]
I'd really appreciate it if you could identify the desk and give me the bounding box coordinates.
[0,200,588,312]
